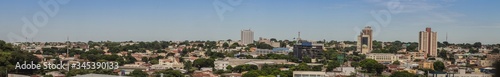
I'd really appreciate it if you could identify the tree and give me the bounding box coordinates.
[223,42,230,49]
[438,49,448,59]
[193,58,215,69]
[270,38,277,42]
[302,56,311,63]
[360,59,379,73]
[141,57,149,62]
[279,42,287,47]
[294,63,311,71]
[390,71,415,77]
[393,60,401,65]
[230,43,240,48]
[233,64,258,72]
[184,61,192,71]
[443,41,450,46]
[351,62,360,68]
[242,70,261,77]
[226,65,233,71]
[153,69,183,77]
[469,48,479,53]
[433,61,445,72]
[0,41,40,75]
[374,63,386,75]
[130,69,148,77]
[326,61,340,72]
[473,42,482,49]
[492,49,500,54]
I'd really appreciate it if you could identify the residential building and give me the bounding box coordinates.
[221,73,242,77]
[409,52,426,60]
[429,69,493,77]
[241,29,254,45]
[419,27,438,57]
[192,71,220,77]
[420,61,434,70]
[357,26,373,54]
[152,56,184,70]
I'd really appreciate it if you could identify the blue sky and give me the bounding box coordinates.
[1,0,499,44]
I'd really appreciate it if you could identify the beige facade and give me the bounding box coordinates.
[366,53,398,63]
[357,26,373,54]
[241,29,254,45]
[419,27,437,57]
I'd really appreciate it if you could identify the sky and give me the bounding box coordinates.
[0,0,499,44]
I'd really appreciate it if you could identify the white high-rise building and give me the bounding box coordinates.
[241,29,254,45]
[419,27,438,57]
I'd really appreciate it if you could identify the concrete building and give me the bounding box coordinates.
[419,27,438,57]
[241,29,254,45]
[293,71,326,77]
[357,26,373,54]
[254,48,292,55]
[366,53,399,63]
[293,41,324,62]
[258,37,281,47]
[429,69,493,77]
[409,52,426,60]
[151,56,184,70]
[420,61,434,70]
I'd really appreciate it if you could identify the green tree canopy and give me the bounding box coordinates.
[390,71,415,77]
[130,69,148,77]
[433,61,445,72]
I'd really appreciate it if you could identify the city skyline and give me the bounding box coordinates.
[1,0,500,44]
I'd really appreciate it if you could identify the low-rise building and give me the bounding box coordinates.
[293,71,326,77]
[429,69,493,77]
[366,53,399,63]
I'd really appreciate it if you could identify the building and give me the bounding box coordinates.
[357,26,373,54]
[428,69,493,77]
[241,29,254,45]
[293,71,326,77]
[151,56,184,70]
[258,37,281,47]
[293,41,324,62]
[409,52,426,60]
[419,27,438,57]
[420,61,434,70]
[254,48,292,55]
[366,53,399,63]
[214,58,289,70]
[192,71,220,77]
[221,73,242,77]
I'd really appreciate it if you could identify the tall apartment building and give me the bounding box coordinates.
[241,29,254,45]
[419,27,438,57]
[357,26,373,54]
